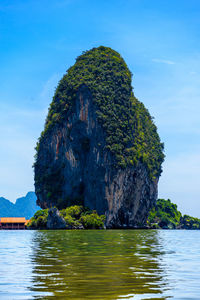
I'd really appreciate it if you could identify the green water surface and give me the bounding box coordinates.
[0,230,200,299]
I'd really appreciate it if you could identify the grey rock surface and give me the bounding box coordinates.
[35,86,158,228]
[47,207,66,229]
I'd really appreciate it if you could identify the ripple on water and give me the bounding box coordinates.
[0,229,200,299]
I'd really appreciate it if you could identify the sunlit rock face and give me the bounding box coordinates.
[34,46,164,228]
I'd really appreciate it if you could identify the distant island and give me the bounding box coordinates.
[0,192,40,219]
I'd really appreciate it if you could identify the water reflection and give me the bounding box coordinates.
[29,230,169,299]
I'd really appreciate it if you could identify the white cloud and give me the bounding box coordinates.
[152,58,175,65]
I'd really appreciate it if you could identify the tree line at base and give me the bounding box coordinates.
[147,199,200,229]
[27,199,200,230]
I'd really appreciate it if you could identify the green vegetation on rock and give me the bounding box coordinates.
[147,199,181,229]
[35,46,164,178]
[180,215,200,229]
[27,205,105,229]
[148,199,200,229]
[27,209,48,229]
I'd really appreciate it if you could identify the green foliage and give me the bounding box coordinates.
[28,206,105,230]
[180,215,200,229]
[60,205,84,219]
[60,206,105,229]
[27,209,48,229]
[35,216,47,228]
[33,209,49,219]
[80,212,105,229]
[63,215,82,228]
[148,199,200,230]
[35,46,164,182]
[148,199,182,229]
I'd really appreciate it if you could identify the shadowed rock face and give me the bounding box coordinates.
[47,207,66,229]
[35,85,157,228]
[34,46,164,228]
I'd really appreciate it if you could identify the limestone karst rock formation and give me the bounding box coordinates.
[34,46,164,228]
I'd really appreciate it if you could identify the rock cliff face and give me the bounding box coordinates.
[47,207,66,229]
[34,46,164,228]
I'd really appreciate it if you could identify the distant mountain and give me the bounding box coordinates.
[0,192,40,219]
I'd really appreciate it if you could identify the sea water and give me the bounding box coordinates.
[0,229,199,299]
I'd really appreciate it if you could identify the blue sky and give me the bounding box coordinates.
[1,0,200,216]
